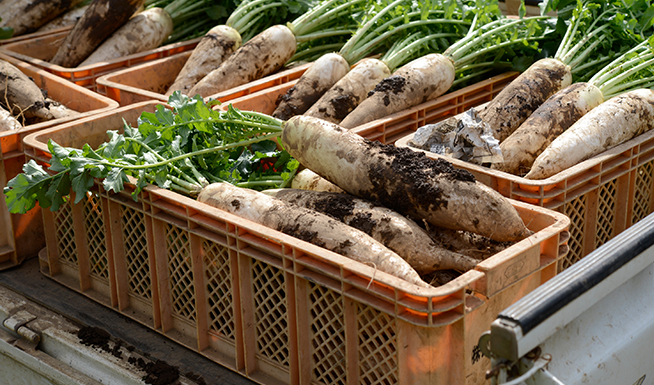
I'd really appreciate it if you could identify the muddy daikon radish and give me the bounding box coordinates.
[282,115,532,242]
[526,89,654,180]
[264,188,481,273]
[198,183,432,288]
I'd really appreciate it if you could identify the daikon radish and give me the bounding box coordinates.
[78,7,173,66]
[263,188,481,273]
[0,0,85,36]
[165,25,241,96]
[0,106,21,131]
[198,183,432,288]
[50,0,146,67]
[291,168,345,193]
[526,89,654,180]
[282,115,532,242]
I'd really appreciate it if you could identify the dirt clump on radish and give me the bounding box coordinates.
[363,142,476,216]
[368,75,406,106]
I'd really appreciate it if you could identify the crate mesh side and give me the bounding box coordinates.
[559,195,586,270]
[55,200,78,266]
[596,179,617,249]
[165,224,196,322]
[309,283,346,385]
[252,259,289,367]
[357,304,398,385]
[122,207,151,301]
[203,239,235,341]
[633,161,654,224]
[83,194,108,281]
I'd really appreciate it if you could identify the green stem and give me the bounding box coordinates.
[97,133,282,172]
[602,75,654,99]
[345,19,468,65]
[294,27,357,44]
[227,0,280,31]
[382,32,460,72]
[339,0,406,59]
[446,16,549,63]
[451,68,496,87]
[288,43,344,63]
[348,9,447,55]
[598,55,654,96]
[291,0,365,37]
[453,35,546,69]
[559,23,611,65]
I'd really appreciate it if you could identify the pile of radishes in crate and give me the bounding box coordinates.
[2,0,654,287]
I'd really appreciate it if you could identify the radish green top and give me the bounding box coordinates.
[4,93,295,215]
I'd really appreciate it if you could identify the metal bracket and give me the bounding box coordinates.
[3,310,41,349]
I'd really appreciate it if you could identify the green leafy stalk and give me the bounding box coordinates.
[589,37,654,99]
[225,0,312,43]
[3,93,300,215]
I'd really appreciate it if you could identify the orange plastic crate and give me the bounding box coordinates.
[22,100,569,385]
[0,54,119,270]
[223,71,520,144]
[392,106,654,270]
[0,26,73,46]
[0,29,199,93]
[96,51,312,106]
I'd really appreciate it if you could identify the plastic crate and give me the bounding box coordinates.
[394,111,654,271]
[0,29,200,93]
[96,50,312,106]
[0,54,119,270]
[222,71,520,144]
[22,100,569,385]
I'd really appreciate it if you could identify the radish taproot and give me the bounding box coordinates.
[79,7,173,66]
[282,114,532,242]
[50,0,146,68]
[0,0,85,36]
[197,183,432,288]
[495,38,654,175]
[0,106,21,132]
[188,24,297,97]
[188,0,366,97]
[339,14,552,129]
[163,0,311,95]
[525,88,654,180]
[271,52,350,121]
[165,25,242,96]
[291,168,345,193]
[0,59,78,122]
[276,0,471,122]
[263,188,481,273]
[36,3,90,32]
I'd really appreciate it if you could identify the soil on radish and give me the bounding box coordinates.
[367,76,406,106]
[329,93,359,120]
[359,139,476,217]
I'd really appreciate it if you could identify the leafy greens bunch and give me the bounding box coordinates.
[4,93,296,215]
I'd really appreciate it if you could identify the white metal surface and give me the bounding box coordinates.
[487,213,654,384]
[0,286,198,385]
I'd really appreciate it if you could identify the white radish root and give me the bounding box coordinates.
[494,82,604,175]
[264,188,481,273]
[165,25,242,96]
[304,58,391,124]
[0,0,85,36]
[198,183,431,288]
[282,115,532,242]
[50,0,146,67]
[36,4,90,32]
[272,53,350,121]
[339,54,455,129]
[477,58,572,143]
[526,88,654,180]
[0,60,55,121]
[189,25,297,97]
[291,168,345,193]
[0,106,21,131]
[79,7,173,67]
